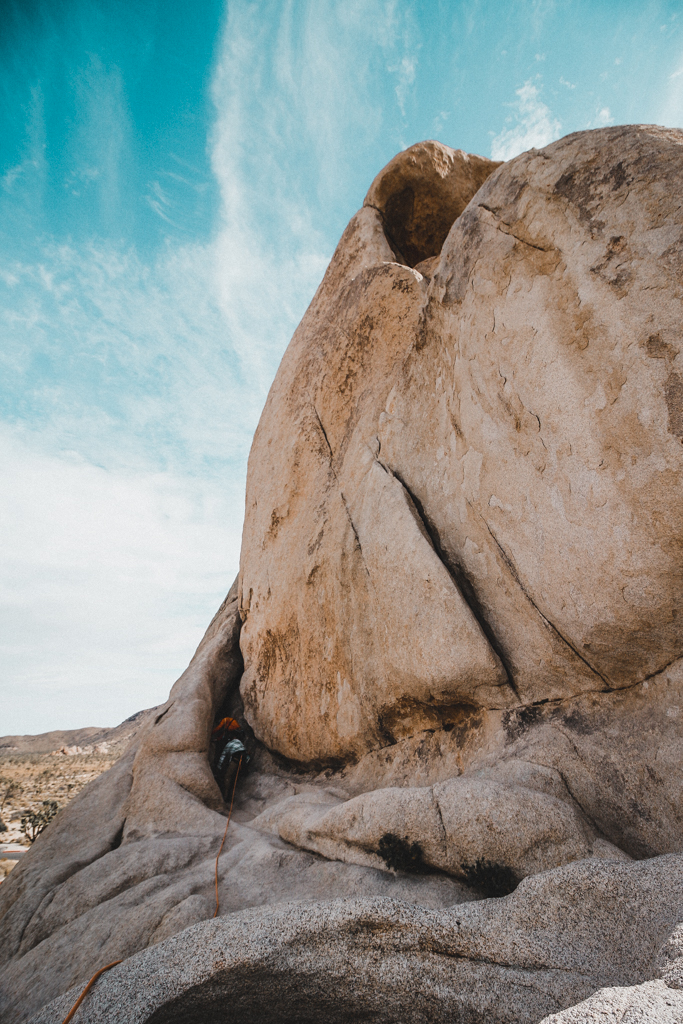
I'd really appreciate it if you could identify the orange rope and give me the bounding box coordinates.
[61,961,122,1024]
[59,757,241,1021]
[213,755,242,918]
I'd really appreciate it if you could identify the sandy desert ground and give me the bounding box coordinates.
[0,708,156,858]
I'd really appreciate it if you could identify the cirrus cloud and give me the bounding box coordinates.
[491,80,562,161]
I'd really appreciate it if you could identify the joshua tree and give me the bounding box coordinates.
[0,776,22,813]
[0,776,22,833]
[20,801,58,843]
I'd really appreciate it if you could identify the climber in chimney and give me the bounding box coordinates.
[211,716,251,802]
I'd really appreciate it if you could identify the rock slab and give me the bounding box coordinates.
[27,858,683,1024]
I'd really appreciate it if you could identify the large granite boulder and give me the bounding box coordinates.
[1,127,682,1024]
[240,124,683,765]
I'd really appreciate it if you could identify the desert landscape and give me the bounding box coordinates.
[0,711,155,850]
[1,126,682,1023]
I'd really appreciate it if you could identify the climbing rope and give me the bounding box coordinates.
[61,961,122,1024]
[58,756,241,1021]
[214,755,242,918]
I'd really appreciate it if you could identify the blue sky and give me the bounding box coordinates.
[3,0,683,735]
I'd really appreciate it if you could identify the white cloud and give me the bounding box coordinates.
[0,174,297,735]
[207,0,422,386]
[0,238,262,472]
[2,163,27,191]
[661,52,683,127]
[0,235,256,734]
[1,0,428,735]
[0,425,241,734]
[64,56,131,219]
[390,54,417,116]
[491,80,562,161]
[582,105,615,130]
[0,0,341,735]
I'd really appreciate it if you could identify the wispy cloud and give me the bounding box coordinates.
[384,3,421,119]
[390,54,417,116]
[207,0,421,390]
[0,239,260,471]
[67,55,131,222]
[491,80,562,161]
[4,0,428,734]
[0,424,241,734]
[0,237,255,733]
[660,50,683,127]
[3,0,376,732]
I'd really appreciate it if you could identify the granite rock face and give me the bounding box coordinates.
[0,587,473,1024]
[2,128,683,1024]
[240,125,683,766]
[539,983,683,1024]
[25,858,683,1024]
[363,139,501,267]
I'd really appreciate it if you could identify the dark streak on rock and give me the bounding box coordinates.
[665,372,683,439]
[389,470,519,700]
[476,510,610,688]
[154,705,173,727]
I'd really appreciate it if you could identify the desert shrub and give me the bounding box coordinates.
[0,776,22,813]
[21,801,59,843]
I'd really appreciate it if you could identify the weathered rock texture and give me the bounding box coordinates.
[24,859,683,1024]
[0,584,472,1024]
[2,128,683,1024]
[364,139,501,267]
[240,125,683,766]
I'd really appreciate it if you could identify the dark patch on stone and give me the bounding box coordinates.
[391,274,414,294]
[377,697,481,747]
[378,832,426,873]
[665,371,683,439]
[383,186,417,263]
[503,704,546,742]
[590,235,633,296]
[553,159,633,235]
[110,821,125,851]
[557,708,594,735]
[604,160,628,191]
[554,165,601,224]
[643,333,675,361]
[461,858,519,898]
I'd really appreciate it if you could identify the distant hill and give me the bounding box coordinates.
[0,707,160,755]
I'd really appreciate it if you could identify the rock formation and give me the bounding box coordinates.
[1,127,682,1024]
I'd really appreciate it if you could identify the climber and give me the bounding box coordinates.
[211,716,251,801]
